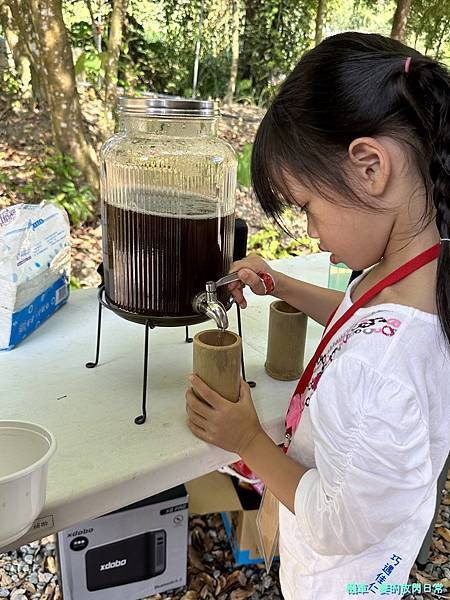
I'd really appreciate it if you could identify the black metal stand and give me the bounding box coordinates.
[86,286,256,424]
[236,303,256,388]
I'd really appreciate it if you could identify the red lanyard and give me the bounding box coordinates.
[284,243,440,448]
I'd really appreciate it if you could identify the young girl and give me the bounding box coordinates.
[185,32,450,599]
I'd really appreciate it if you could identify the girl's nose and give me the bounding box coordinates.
[307,220,320,240]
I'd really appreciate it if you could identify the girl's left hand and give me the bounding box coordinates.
[185,374,263,455]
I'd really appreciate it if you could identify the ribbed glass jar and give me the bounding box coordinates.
[100,97,237,319]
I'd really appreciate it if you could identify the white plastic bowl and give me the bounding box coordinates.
[0,421,56,547]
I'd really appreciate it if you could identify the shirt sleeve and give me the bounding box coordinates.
[293,354,432,556]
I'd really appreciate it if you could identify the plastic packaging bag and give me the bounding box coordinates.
[0,202,70,350]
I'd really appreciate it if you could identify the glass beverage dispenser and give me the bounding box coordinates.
[100,97,237,322]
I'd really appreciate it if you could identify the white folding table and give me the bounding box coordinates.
[0,253,329,552]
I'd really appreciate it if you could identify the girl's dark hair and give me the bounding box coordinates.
[252,32,450,347]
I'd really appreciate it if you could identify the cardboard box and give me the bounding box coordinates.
[57,485,188,600]
[186,472,279,566]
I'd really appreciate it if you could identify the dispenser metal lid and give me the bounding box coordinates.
[117,95,219,119]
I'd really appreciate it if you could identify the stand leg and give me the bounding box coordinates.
[185,326,193,343]
[86,300,103,368]
[135,320,153,425]
[236,303,256,388]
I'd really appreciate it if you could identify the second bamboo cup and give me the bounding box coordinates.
[265,300,308,381]
[192,330,242,402]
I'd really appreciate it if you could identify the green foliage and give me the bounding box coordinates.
[331,0,396,37]
[61,0,450,104]
[90,0,236,98]
[2,70,21,96]
[248,222,320,260]
[70,275,82,290]
[75,49,106,82]
[138,0,234,98]
[237,143,252,188]
[18,153,95,227]
[118,14,171,92]
[407,0,450,61]
[239,0,315,103]
[69,20,95,50]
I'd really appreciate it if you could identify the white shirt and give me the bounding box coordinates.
[278,273,450,599]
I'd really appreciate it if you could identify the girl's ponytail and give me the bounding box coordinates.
[402,61,450,345]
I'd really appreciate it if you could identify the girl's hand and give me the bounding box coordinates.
[228,254,280,309]
[185,374,263,455]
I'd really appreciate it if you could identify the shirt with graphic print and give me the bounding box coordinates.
[278,271,450,600]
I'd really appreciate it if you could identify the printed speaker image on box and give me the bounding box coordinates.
[85,530,166,591]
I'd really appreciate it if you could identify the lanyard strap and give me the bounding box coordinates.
[285,243,440,436]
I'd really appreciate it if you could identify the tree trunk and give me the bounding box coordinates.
[0,0,31,93]
[434,18,449,60]
[104,0,127,131]
[29,63,47,104]
[7,0,99,194]
[192,0,205,98]
[84,0,103,53]
[85,0,104,90]
[224,0,240,105]
[391,0,413,41]
[315,0,327,46]
[4,0,47,103]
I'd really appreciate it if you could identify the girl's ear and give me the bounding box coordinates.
[347,137,390,196]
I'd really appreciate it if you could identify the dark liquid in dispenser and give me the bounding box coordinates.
[103,198,234,317]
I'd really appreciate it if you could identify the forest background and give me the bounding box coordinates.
[1,4,450,600]
[0,0,449,285]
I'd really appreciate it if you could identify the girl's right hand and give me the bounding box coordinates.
[228,254,280,309]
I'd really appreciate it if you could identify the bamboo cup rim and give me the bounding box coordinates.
[271,300,303,315]
[193,330,241,350]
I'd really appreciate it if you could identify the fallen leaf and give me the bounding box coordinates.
[190,518,206,528]
[217,574,228,593]
[222,569,247,592]
[415,571,436,584]
[46,555,57,573]
[188,545,208,572]
[203,533,214,552]
[22,582,36,594]
[41,582,56,600]
[180,592,199,600]
[433,537,450,554]
[436,526,450,544]
[230,588,255,600]
[432,554,449,565]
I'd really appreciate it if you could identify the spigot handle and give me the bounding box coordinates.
[214,271,241,288]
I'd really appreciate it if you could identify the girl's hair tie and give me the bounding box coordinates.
[404,57,412,74]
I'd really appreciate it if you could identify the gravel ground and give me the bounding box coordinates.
[1,479,450,600]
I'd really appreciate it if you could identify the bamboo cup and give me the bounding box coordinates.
[265,300,308,381]
[192,330,242,402]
